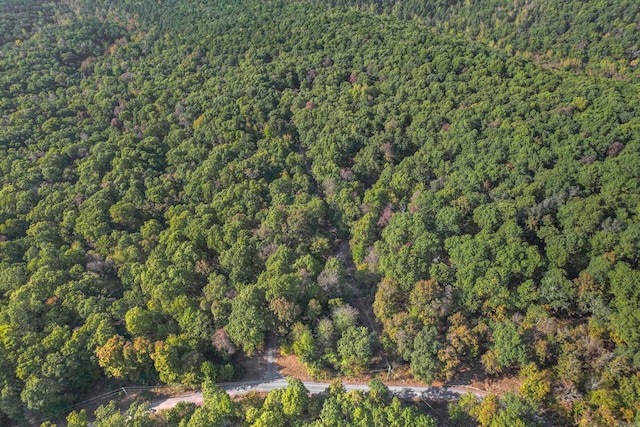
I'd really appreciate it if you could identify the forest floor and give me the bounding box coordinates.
[149,346,492,413]
[274,348,519,395]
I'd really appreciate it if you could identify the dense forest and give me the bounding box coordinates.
[0,0,639,425]
[313,0,640,78]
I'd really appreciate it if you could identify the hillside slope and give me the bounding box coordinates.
[0,0,639,425]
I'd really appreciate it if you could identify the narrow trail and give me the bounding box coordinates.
[263,334,282,382]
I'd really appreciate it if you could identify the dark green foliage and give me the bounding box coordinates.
[0,0,639,423]
[93,380,435,426]
[0,0,58,47]
[337,326,374,375]
[312,0,640,78]
[449,392,541,427]
[93,401,155,427]
[410,326,442,383]
[610,263,640,366]
[491,321,528,372]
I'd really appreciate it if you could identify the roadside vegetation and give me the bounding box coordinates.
[61,379,542,427]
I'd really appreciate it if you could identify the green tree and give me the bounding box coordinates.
[610,262,640,365]
[281,377,309,417]
[292,323,317,364]
[410,326,442,383]
[519,363,551,405]
[337,326,373,375]
[93,401,154,427]
[153,335,203,386]
[226,287,272,356]
[490,320,527,373]
[201,380,236,422]
[66,409,89,427]
[368,378,390,404]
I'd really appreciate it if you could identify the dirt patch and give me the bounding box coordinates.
[276,352,520,395]
[443,363,522,395]
[276,353,313,381]
[468,375,522,395]
[276,352,426,386]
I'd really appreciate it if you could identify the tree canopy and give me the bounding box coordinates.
[0,0,639,424]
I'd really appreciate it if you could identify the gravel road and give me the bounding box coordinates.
[150,378,484,412]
